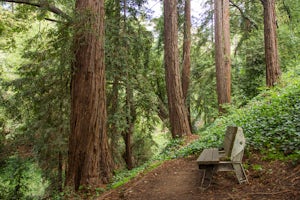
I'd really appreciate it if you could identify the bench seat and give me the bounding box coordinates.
[197,127,249,188]
[196,148,219,165]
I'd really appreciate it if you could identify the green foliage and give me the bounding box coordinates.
[195,70,300,161]
[252,164,263,171]
[105,0,159,169]
[0,8,72,197]
[277,0,300,71]
[160,137,184,157]
[132,126,157,166]
[0,155,46,200]
[190,29,218,124]
[232,30,265,101]
[235,76,299,157]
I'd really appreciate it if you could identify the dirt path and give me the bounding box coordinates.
[98,154,300,200]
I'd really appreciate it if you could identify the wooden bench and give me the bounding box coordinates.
[197,126,249,188]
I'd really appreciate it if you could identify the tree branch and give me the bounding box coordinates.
[44,17,64,23]
[229,0,258,30]
[0,0,71,21]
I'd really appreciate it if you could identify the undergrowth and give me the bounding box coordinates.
[180,70,300,162]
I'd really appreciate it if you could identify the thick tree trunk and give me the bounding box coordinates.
[164,0,191,138]
[66,0,112,190]
[262,0,281,87]
[182,0,193,131]
[215,0,231,113]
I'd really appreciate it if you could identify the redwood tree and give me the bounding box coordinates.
[182,0,191,102]
[182,0,192,131]
[164,0,191,138]
[66,0,112,190]
[215,0,231,113]
[261,0,281,87]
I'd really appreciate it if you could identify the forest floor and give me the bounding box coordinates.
[98,153,300,200]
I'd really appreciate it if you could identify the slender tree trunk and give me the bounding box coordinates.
[58,152,63,192]
[123,131,133,169]
[123,83,135,170]
[156,79,169,122]
[107,76,120,167]
[66,0,112,190]
[122,104,134,170]
[262,0,281,87]
[157,96,168,122]
[182,0,193,131]
[107,0,122,168]
[164,0,191,138]
[123,68,135,170]
[215,0,231,113]
[182,0,191,101]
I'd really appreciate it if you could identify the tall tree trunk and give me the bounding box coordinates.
[164,0,191,138]
[107,0,122,168]
[182,0,191,101]
[262,0,281,87]
[122,0,134,170]
[215,0,231,113]
[182,0,193,132]
[123,89,135,170]
[66,0,112,190]
[58,152,63,192]
[123,82,135,170]
[107,76,120,167]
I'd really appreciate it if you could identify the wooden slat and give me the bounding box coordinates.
[197,148,219,164]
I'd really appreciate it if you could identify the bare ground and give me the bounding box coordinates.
[98,153,300,200]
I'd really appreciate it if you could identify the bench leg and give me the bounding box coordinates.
[199,165,215,188]
[233,163,248,184]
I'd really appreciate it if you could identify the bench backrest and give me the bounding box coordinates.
[223,126,246,161]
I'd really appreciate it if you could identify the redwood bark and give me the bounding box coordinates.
[182,0,193,132]
[215,0,231,113]
[164,0,191,138]
[262,0,281,87]
[66,0,112,190]
[182,0,191,102]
